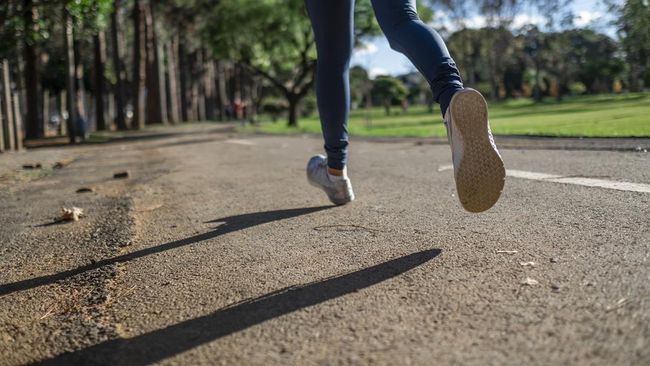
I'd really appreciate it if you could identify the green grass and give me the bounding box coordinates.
[244,93,650,138]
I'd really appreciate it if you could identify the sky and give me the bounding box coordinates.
[351,0,622,78]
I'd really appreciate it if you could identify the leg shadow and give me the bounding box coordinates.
[35,249,441,365]
[1,206,331,296]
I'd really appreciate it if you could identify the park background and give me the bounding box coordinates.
[0,0,649,151]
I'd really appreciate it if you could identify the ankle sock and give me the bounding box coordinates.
[327,167,346,181]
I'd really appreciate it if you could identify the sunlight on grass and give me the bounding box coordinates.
[244,93,650,138]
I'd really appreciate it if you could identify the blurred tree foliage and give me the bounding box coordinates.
[0,0,646,138]
[371,76,408,115]
[609,0,650,91]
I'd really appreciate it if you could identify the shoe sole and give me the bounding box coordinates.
[306,157,354,206]
[308,180,354,205]
[449,89,505,213]
[307,177,353,205]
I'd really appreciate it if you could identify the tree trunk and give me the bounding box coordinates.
[191,74,199,121]
[287,94,299,127]
[196,49,206,121]
[629,50,646,92]
[232,63,242,120]
[0,82,4,151]
[57,91,65,135]
[216,60,228,121]
[165,40,180,124]
[491,76,500,101]
[188,51,198,121]
[157,41,168,124]
[132,0,147,129]
[110,0,127,130]
[533,60,542,102]
[94,32,107,130]
[248,76,259,123]
[23,0,41,139]
[74,38,87,138]
[1,60,11,151]
[0,99,4,152]
[488,44,500,101]
[204,58,217,121]
[12,92,23,150]
[178,42,189,122]
[144,0,165,124]
[42,88,49,135]
[63,10,77,143]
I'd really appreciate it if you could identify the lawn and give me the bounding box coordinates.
[244,93,650,138]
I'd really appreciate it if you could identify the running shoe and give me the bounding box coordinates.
[444,88,505,213]
[306,155,355,205]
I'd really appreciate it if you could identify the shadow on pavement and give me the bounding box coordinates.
[0,206,331,297]
[34,249,441,365]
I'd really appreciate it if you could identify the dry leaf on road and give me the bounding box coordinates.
[60,207,84,221]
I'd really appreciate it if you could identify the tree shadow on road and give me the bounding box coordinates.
[0,206,331,297]
[34,248,441,365]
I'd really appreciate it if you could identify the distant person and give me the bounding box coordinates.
[400,99,409,113]
[305,0,505,213]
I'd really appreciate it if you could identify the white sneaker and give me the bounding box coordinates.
[444,88,505,213]
[307,155,355,205]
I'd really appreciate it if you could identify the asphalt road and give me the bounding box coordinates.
[1,127,648,365]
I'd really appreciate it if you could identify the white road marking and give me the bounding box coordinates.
[225,139,256,146]
[438,165,650,193]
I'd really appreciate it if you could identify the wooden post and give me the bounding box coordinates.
[2,60,15,150]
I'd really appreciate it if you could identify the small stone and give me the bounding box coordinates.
[22,163,42,169]
[113,171,129,179]
[550,257,559,263]
[521,277,539,286]
[550,283,561,291]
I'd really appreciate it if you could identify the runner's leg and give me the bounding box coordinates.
[305,0,355,171]
[371,0,463,115]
